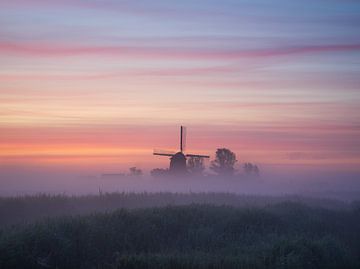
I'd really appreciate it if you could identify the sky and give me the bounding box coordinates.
[1,0,360,187]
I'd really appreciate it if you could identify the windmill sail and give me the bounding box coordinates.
[186,153,210,158]
[153,149,175,156]
[180,126,187,152]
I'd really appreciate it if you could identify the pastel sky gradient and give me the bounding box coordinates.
[1,0,360,175]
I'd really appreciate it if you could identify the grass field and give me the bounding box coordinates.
[0,193,359,269]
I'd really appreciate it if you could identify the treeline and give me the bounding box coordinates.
[0,192,355,227]
[0,203,359,269]
[152,148,260,178]
[113,148,259,178]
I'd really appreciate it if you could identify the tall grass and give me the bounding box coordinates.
[0,203,359,269]
[0,192,355,227]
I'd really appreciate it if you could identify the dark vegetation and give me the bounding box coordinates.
[210,148,238,176]
[0,193,359,268]
[151,147,259,178]
[0,192,356,227]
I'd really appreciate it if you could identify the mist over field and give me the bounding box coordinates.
[1,192,360,268]
[1,156,360,269]
[1,164,359,201]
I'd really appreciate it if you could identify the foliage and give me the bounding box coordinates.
[0,199,359,269]
[129,167,143,177]
[187,156,205,176]
[210,148,237,176]
[0,192,355,227]
[243,163,260,176]
[150,168,169,178]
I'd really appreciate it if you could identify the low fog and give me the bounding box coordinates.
[1,165,359,201]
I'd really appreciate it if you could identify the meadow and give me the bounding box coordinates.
[0,193,359,269]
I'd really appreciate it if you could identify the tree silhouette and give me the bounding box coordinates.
[210,148,237,177]
[187,156,205,176]
[243,163,260,176]
[150,168,169,178]
[129,167,143,177]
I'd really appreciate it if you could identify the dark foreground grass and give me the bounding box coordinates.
[0,192,355,227]
[0,202,359,269]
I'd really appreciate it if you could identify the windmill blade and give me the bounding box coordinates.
[186,153,210,158]
[180,126,187,152]
[153,149,175,156]
[182,126,187,152]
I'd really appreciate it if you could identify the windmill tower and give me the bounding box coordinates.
[153,126,209,175]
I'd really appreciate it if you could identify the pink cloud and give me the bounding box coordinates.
[0,65,239,82]
[1,41,360,60]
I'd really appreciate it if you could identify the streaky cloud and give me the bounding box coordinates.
[1,41,360,60]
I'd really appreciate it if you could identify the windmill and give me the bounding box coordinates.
[153,126,209,175]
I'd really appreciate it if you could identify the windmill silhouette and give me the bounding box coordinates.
[153,126,209,175]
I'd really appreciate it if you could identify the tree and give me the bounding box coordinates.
[187,156,205,176]
[210,148,237,177]
[243,163,260,176]
[129,167,143,177]
[150,168,169,178]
